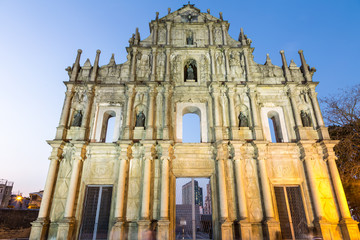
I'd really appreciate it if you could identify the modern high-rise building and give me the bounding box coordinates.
[182,180,203,206]
[204,183,212,215]
[30,3,360,239]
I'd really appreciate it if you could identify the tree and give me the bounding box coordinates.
[321,84,360,221]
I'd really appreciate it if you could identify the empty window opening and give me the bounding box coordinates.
[101,111,116,143]
[182,113,200,143]
[268,111,283,143]
[274,186,308,240]
[79,185,113,240]
[176,178,212,240]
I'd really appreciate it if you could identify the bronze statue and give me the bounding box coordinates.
[72,110,83,127]
[186,34,193,45]
[135,110,146,127]
[300,110,312,127]
[238,112,249,127]
[187,65,194,79]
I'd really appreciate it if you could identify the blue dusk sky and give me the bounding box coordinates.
[0,1,359,196]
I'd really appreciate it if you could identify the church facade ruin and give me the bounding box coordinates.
[30,4,360,240]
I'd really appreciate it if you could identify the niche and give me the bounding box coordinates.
[184,59,197,82]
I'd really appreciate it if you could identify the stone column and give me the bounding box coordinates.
[57,144,85,239]
[56,86,74,139]
[248,89,263,140]
[165,48,171,82]
[228,86,238,139]
[140,157,152,219]
[288,90,302,128]
[221,24,227,45]
[160,156,170,219]
[150,47,157,81]
[123,86,134,139]
[163,86,172,139]
[224,48,230,79]
[146,88,156,139]
[208,23,214,45]
[326,152,360,239]
[210,48,216,81]
[153,24,158,45]
[130,48,137,81]
[233,158,248,219]
[30,145,61,240]
[155,86,164,139]
[166,22,171,45]
[217,158,228,220]
[110,150,129,239]
[309,90,330,140]
[212,89,223,140]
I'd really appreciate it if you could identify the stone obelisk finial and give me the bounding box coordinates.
[280,50,292,82]
[70,49,82,81]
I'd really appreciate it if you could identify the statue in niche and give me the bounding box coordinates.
[186,32,194,45]
[184,60,197,81]
[216,53,224,75]
[72,110,83,127]
[300,110,312,127]
[238,112,249,127]
[135,110,146,128]
[229,52,241,77]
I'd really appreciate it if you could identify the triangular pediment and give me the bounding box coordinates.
[160,4,220,23]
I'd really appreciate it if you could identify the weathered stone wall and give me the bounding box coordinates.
[0,209,38,239]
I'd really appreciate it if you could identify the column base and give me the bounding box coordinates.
[339,218,360,240]
[220,220,233,240]
[157,220,170,240]
[29,218,49,240]
[238,220,252,240]
[239,127,253,140]
[163,127,170,140]
[262,218,280,240]
[123,127,131,139]
[110,219,125,240]
[145,127,154,139]
[56,217,75,240]
[253,127,264,140]
[317,126,330,140]
[55,126,66,140]
[137,220,151,240]
[295,126,318,140]
[215,127,223,140]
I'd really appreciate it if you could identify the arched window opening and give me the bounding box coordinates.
[184,59,197,82]
[268,111,283,143]
[101,111,116,143]
[182,113,200,143]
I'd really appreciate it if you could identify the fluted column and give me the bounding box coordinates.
[163,86,172,139]
[233,158,248,219]
[210,48,216,81]
[160,156,170,219]
[224,48,230,79]
[228,88,237,127]
[221,24,227,45]
[213,92,221,127]
[248,88,263,140]
[165,49,171,82]
[140,157,152,219]
[153,24,158,45]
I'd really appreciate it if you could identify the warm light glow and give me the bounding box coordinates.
[16,196,22,201]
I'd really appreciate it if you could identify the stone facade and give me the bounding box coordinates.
[30,4,360,240]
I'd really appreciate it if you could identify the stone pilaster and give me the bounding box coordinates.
[309,89,330,140]
[150,47,157,81]
[162,85,172,139]
[247,87,263,140]
[130,48,137,81]
[212,86,223,140]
